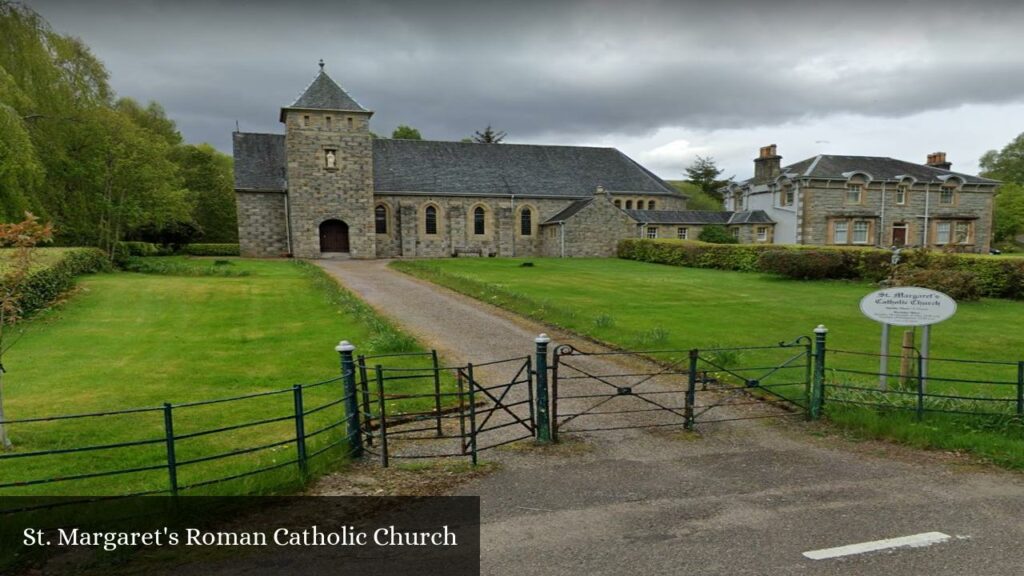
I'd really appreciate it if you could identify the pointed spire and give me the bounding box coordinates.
[280,65,371,122]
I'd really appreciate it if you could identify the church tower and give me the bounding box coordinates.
[281,61,375,258]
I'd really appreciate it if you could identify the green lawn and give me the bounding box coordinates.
[1,247,82,272]
[393,257,1024,467]
[0,257,439,496]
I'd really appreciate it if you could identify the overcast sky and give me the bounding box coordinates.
[28,0,1024,180]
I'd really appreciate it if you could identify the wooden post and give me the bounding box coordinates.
[899,330,914,388]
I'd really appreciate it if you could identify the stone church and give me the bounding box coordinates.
[234,65,772,258]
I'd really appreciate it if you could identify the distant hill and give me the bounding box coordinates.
[665,181,724,211]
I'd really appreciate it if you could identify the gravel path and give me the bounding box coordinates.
[318,259,1024,576]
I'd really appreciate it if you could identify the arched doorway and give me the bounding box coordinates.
[319,219,350,253]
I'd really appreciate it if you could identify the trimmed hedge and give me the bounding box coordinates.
[618,239,1024,299]
[894,269,981,301]
[9,248,111,320]
[181,243,240,256]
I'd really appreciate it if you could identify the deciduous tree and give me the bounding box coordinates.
[391,125,422,140]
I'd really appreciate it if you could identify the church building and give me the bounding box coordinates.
[233,64,772,258]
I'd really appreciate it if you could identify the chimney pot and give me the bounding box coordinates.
[926,151,951,170]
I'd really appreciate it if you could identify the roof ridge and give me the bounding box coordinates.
[375,138,618,151]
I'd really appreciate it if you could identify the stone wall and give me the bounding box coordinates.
[284,110,376,258]
[374,195,591,258]
[541,196,638,257]
[236,191,289,257]
[801,181,993,252]
[610,193,687,212]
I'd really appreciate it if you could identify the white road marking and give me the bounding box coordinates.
[803,532,952,560]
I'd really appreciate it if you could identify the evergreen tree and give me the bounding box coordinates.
[685,156,732,201]
[473,125,506,144]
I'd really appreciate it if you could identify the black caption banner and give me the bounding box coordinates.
[1,496,480,575]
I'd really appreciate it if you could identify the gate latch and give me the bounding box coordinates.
[617,387,633,395]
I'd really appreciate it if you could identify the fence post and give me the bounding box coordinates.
[534,334,552,443]
[293,385,308,478]
[336,341,363,458]
[810,325,828,420]
[431,350,443,437]
[467,363,479,466]
[1017,361,1023,418]
[685,349,698,430]
[162,403,178,496]
[375,366,389,468]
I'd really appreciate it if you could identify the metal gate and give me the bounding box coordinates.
[356,353,534,466]
[551,337,811,438]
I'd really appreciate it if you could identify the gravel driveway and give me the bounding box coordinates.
[319,259,1024,576]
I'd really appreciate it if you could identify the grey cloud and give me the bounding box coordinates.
[26,0,1024,162]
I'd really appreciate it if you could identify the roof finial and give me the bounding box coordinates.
[318,59,325,71]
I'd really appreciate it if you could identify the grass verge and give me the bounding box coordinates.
[0,257,443,496]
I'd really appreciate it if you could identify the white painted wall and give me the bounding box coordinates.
[746,189,798,244]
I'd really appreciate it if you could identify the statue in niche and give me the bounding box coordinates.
[325,149,337,169]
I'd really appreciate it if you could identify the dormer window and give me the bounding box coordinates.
[895,186,907,205]
[324,149,337,169]
[939,187,956,205]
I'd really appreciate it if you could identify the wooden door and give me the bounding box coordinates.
[892,223,907,247]
[319,219,350,252]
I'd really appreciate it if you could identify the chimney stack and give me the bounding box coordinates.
[926,151,951,170]
[754,144,782,183]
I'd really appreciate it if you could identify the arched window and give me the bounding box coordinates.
[625,200,633,209]
[425,205,438,235]
[473,206,486,235]
[648,200,656,210]
[614,199,621,208]
[520,208,533,236]
[374,204,388,234]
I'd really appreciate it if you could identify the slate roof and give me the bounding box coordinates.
[233,133,287,191]
[280,71,369,121]
[232,134,683,199]
[543,199,594,224]
[372,139,680,198]
[624,209,774,225]
[726,210,775,225]
[743,155,998,186]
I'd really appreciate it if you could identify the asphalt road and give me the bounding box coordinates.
[321,259,1024,576]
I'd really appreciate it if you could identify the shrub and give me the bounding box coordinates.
[181,243,241,257]
[9,248,110,320]
[697,224,738,244]
[119,241,160,257]
[758,249,856,280]
[894,269,981,301]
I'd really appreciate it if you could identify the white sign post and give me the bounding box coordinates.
[860,287,957,390]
